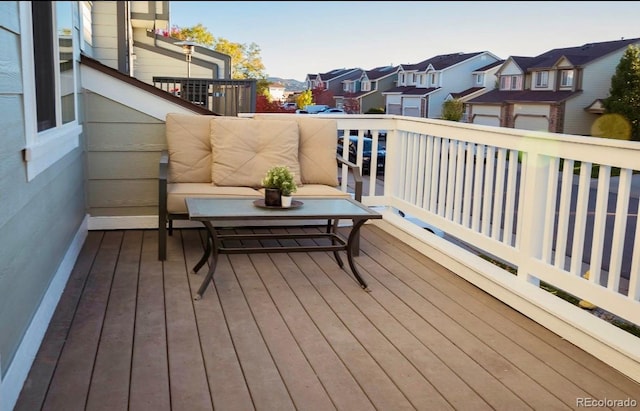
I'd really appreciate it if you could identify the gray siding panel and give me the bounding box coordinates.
[85,93,166,217]
[88,180,157,208]
[0,3,87,379]
[0,150,85,377]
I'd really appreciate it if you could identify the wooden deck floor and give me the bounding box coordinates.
[15,225,640,411]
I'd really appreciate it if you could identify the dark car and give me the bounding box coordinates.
[337,135,386,175]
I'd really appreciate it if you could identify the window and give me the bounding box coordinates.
[475,73,484,85]
[535,71,549,87]
[21,1,81,181]
[430,73,437,86]
[361,80,371,92]
[560,70,574,87]
[398,73,405,85]
[500,75,520,90]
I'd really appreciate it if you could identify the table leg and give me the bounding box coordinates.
[327,219,344,268]
[192,231,212,273]
[195,222,219,300]
[346,219,369,291]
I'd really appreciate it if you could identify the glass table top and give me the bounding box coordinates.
[186,197,381,221]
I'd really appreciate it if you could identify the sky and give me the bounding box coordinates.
[169,1,640,81]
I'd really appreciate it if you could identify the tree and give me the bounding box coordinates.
[172,24,266,79]
[601,44,640,141]
[312,84,334,106]
[441,99,464,121]
[342,96,360,114]
[296,90,313,110]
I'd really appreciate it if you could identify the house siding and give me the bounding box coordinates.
[428,54,499,118]
[563,44,638,136]
[91,1,120,71]
[0,1,86,380]
[84,93,165,216]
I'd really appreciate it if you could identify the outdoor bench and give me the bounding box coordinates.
[158,113,363,260]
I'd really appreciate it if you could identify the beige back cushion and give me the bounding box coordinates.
[295,117,339,186]
[210,118,302,187]
[254,115,338,186]
[165,113,215,183]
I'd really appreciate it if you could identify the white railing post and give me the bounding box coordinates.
[516,149,549,286]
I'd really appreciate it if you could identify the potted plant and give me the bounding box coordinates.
[261,165,298,207]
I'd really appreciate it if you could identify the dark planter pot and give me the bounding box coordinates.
[264,188,281,207]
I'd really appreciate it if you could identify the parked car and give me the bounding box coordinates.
[337,135,386,175]
[318,108,346,114]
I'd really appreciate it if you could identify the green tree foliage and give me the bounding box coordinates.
[601,44,640,141]
[256,78,271,99]
[296,90,313,110]
[172,24,266,79]
[441,99,464,121]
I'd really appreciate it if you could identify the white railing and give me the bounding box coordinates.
[246,113,640,382]
[329,114,640,383]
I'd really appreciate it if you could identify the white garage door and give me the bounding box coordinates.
[514,116,549,132]
[473,115,500,127]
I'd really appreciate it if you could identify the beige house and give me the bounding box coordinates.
[466,37,640,135]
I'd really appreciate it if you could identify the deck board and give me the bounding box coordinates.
[15,226,640,411]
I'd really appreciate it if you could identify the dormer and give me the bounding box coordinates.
[496,57,527,91]
[553,56,577,91]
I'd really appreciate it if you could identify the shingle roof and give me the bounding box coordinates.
[528,37,640,70]
[383,86,439,96]
[474,60,504,72]
[401,52,484,71]
[365,65,399,80]
[318,68,359,81]
[467,89,579,104]
[450,87,484,99]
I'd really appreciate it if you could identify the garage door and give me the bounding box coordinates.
[514,115,549,132]
[473,115,500,127]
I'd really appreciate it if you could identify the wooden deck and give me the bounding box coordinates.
[15,225,640,411]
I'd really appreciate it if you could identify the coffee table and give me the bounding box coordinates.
[185,197,382,300]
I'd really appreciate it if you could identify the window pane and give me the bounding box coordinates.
[57,1,75,124]
[32,2,56,132]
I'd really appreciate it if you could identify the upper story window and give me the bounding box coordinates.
[21,1,81,181]
[361,80,371,92]
[475,73,484,85]
[560,69,574,87]
[398,73,405,85]
[343,82,349,92]
[407,73,414,85]
[430,73,437,86]
[535,71,549,88]
[499,75,521,90]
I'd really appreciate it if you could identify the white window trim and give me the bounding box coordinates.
[20,2,81,181]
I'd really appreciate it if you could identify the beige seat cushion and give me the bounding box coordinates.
[210,117,302,187]
[167,183,261,214]
[254,115,339,186]
[166,113,216,183]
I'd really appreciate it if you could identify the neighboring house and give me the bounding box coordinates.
[444,60,504,122]
[334,65,400,114]
[304,68,361,100]
[465,37,640,135]
[268,82,286,102]
[92,1,231,84]
[383,51,501,118]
